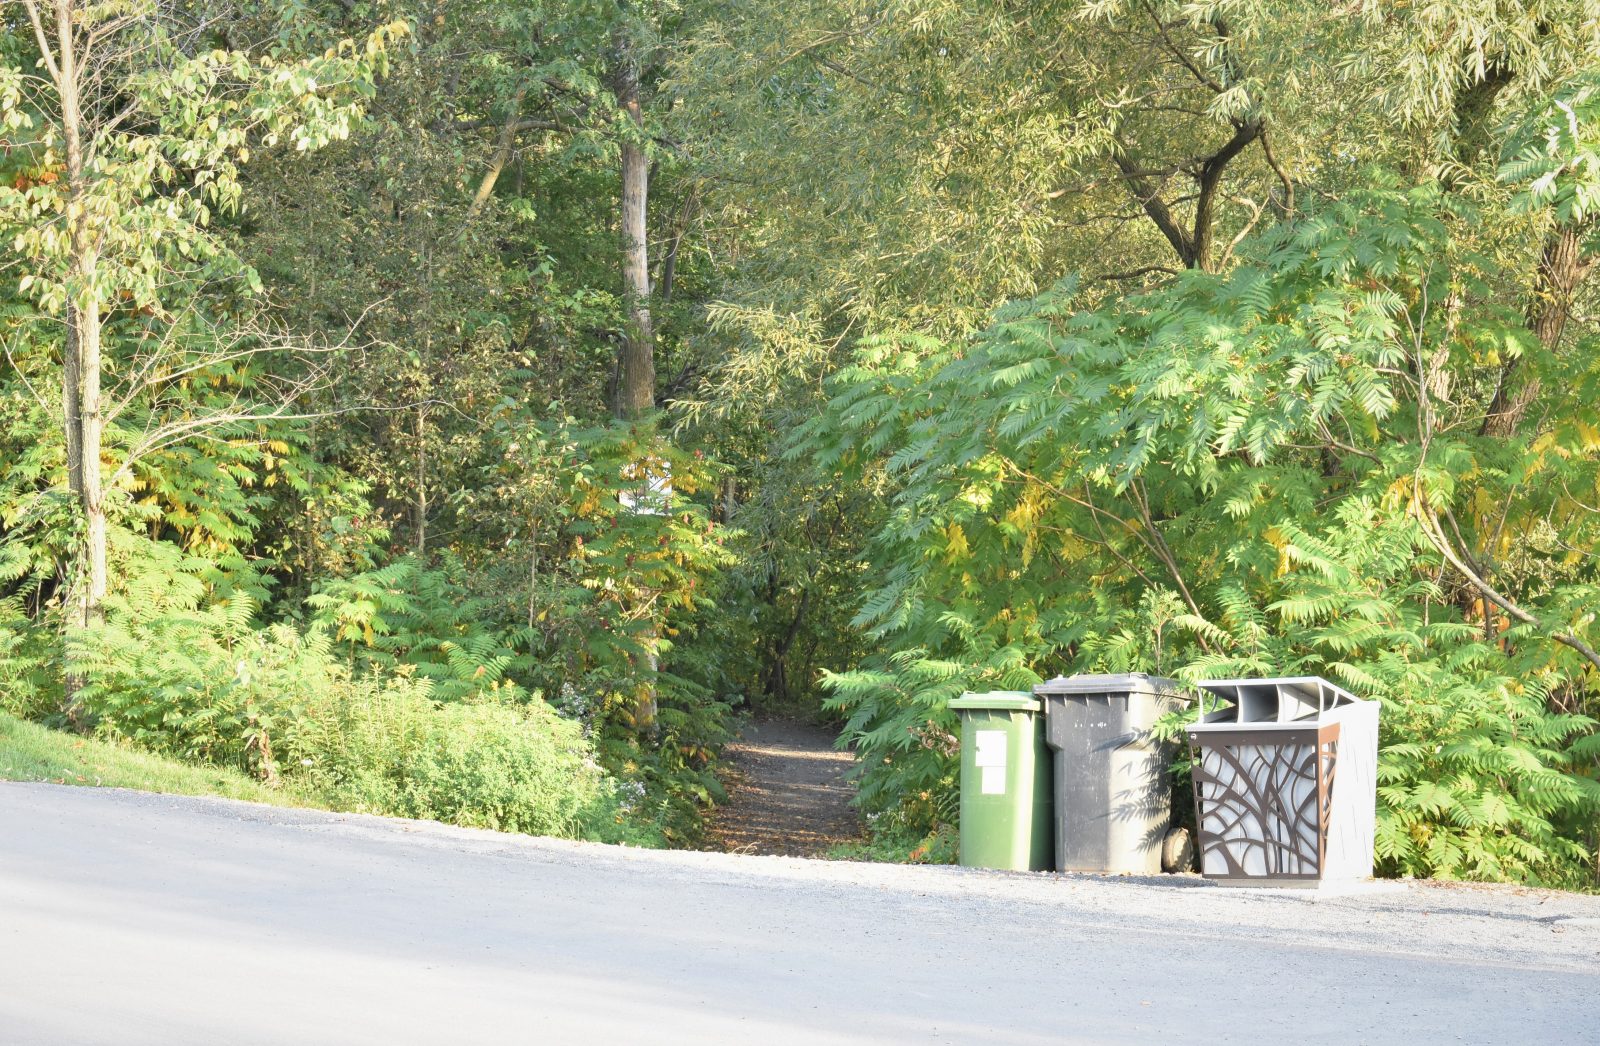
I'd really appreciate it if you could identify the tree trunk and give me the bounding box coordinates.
[1112,117,1260,274]
[414,402,428,556]
[55,0,106,713]
[764,585,810,703]
[1482,225,1593,437]
[612,48,655,421]
[1446,62,1512,186]
[612,33,658,731]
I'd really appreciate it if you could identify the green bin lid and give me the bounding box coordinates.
[949,691,1040,712]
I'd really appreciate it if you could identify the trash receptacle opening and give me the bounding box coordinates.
[1195,676,1360,724]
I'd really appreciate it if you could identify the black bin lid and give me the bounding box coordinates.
[1033,673,1186,699]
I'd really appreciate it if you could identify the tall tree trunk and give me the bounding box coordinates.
[1482,225,1593,438]
[414,402,428,556]
[612,48,655,421]
[612,32,658,731]
[54,0,106,713]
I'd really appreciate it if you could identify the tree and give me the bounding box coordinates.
[1345,0,1600,438]
[1,0,398,702]
[611,13,656,420]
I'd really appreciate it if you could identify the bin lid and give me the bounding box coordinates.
[1191,675,1367,727]
[1033,673,1185,699]
[949,691,1040,712]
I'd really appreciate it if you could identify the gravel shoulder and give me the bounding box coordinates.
[3,783,1596,1045]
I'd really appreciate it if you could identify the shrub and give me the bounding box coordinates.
[0,598,58,721]
[70,543,622,840]
[307,555,533,704]
[72,599,331,780]
[284,675,611,837]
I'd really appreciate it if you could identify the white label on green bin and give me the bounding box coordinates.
[975,730,1007,794]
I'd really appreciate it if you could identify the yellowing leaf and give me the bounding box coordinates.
[943,523,970,563]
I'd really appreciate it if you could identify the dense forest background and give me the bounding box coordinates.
[3,0,1600,885]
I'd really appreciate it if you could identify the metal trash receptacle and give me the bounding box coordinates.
[1186,676,1379,886]
[949,692,1054,871]
[1033,673,1188,875]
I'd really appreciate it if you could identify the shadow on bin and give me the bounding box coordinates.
[1033,674,1190,875]
[1186,676,1379,887]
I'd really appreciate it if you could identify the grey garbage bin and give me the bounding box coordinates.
[1033,673,1188,875]
[1186,676,1379,886]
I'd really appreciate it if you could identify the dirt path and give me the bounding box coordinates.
[708,718,861,857]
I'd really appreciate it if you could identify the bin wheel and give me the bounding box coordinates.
[1161,827,1195,873]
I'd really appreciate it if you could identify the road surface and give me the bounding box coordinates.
[2,783,1596,1045]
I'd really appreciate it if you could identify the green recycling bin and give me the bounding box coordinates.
[949,692,1054,871]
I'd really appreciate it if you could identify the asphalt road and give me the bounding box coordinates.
[2,783,1597,1045]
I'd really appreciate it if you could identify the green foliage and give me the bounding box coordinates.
[830,821,959,866]
[1171,502,1600,885]
[1502,69,1600,231]
[806,176,1600,888]
[8,0,1600,887]
[0,13,404,315]
[0,598,57,721]
[583,678,732,846]
[63,536,622,839]
[506,421,738,842]
[309,556,533,703]
[283,674,610,838]
[69,545,336,779]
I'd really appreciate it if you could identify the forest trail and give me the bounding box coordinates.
[707,717,860,857]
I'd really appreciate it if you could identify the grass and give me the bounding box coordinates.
[0,711,323,808]
[827,823,959,864]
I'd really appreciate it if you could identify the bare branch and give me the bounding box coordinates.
[1094,264,1178,282]
[1414,492,1600,674]
[1,335,50,412]
[1137,0,1224,94]
[1129,477,1211,637]
[1259,129,1295,215]
[1111,141,1195,266]
[20,0,62,84]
